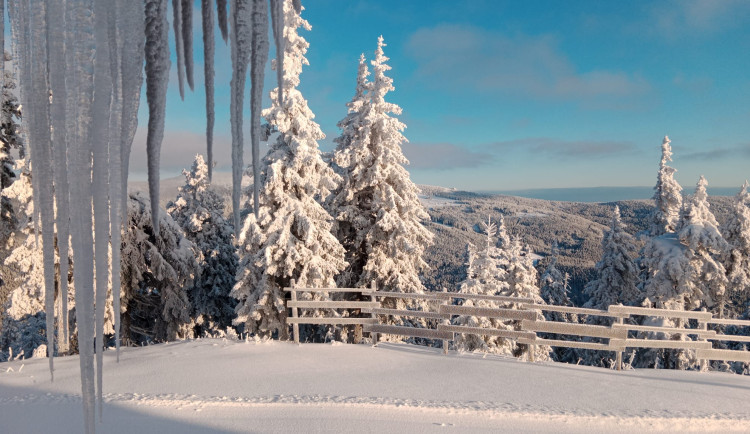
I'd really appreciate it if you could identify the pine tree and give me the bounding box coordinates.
[232,2,345,340]
[121,192,198,343]
[722,181,750,318]
[328,36,433,315]
[584,206,640,310]
[676,176,728,316]
[648,136,683,236]
[453,217,513,355]
[167,154,237,335]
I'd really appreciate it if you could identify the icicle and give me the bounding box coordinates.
[270,0,284,105]
[217,0,228,43]
[202,0,216,180]
[250,0,269,219]
[292,0,301,14]
[92,0,112,421]
[119,0,145,238]
[47,0,72,356]
[182,0,195,90]
[26,0,57,383]
[172,0,185,100]
[65,0,97,431]
[230,0,251,231]
[145,0,171,235]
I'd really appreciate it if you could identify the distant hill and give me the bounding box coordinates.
[129,176,736,305]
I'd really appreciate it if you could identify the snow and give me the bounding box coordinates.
[2,339,749,433]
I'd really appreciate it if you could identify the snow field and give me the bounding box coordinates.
[2,339,750,433]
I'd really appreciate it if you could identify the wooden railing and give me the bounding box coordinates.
[286,287,750,370]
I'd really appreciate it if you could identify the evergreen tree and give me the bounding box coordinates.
[453,217,513,355]
[121,192,198,343]
[648,136,682,236]
[328,36,433,314]
[167,154,238,335]
[676,176,728,316]
[232,2,345,340]
[584,206,640,310]
[722,181,750,318]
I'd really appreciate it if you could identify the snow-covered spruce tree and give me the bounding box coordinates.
[504,236,549,361]
[722,181,750,318]
[167,154,237,336]
[232,1,345,341]
[584,206,640,311]
[328,36,433,317]
[676,176,729,317]
[453,217,514,355]
[121,192,198,344]
[1,51,25,266]
[539,246,578,363]
[647,136,683,237]
[0,160,79,359]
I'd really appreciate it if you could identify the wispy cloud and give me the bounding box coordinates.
[405,24,649,107]
[681,143,750,161]
[644,0,750,39]
[491,137,638,159]
[402,142,494,170]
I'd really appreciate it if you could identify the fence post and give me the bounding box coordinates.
[290,279,300,345]
[698,309,708,372]
[615,315,623,371]
[370,281,379,346]
[442,288,450,355]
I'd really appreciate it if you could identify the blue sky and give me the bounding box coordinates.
[133,0,750,192]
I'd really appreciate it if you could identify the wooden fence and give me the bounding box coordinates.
[285,286,750,370]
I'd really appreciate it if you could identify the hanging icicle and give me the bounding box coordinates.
[172,0,186,100]
[230,0,252,231]
[250,0,269,219]
[92,0,113,421]
[202,0,216,180]
[270,0,284,105]
[117,1,145,361]
[64,0,97,431]
[46,0,72,356]
[182,0,195,91]
[217,0,229,43]
[145,0,171,235]
[26,0,58,383]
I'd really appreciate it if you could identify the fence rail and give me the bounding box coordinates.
[285,287,750,369]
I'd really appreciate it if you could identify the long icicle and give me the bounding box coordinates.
[92,0,112,421]
[217,0,228,43]
[145,0,171,235]
[171,0,185,100]
[47,0,72,356]
[202,0,216,180]
[250,0,269,219]
[27,0,57,383]
[230,0,252,231]
[66,0,97,431]
[107,0,123,363]
[182,0,195,90]
[270,0,284,105]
